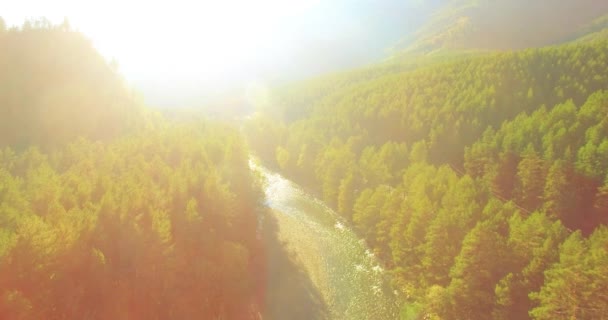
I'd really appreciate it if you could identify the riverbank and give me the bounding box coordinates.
[257,166,401,319]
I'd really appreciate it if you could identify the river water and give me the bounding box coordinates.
[255,163,401,319]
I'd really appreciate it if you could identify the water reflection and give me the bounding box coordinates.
[255,163,401,320]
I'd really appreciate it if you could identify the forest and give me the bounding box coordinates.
[0,20,266,319]
[245,33,608,319]
[3,9,608,320]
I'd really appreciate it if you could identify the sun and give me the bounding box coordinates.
[3,0,322,87]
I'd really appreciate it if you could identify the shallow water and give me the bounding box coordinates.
[256,164,401,319]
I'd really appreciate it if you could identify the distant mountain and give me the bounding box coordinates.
[396,0,608,54]
[566,14,608,43]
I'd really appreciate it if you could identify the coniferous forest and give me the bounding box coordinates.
[0,21,266,319]
[245,33,608,319]
[3,5,608,320]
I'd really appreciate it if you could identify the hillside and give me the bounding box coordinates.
[567,14,608,43]
[0,20,267,319]
[0,18,144,149]
[396,0,608,54]
[247,36,608,319]
[4,9,608,320]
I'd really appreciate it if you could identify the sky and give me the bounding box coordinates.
[3,0,435,107]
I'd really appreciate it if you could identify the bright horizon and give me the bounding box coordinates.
[4,1,608,319]
[3,0,323,87]
[3,0,431,106]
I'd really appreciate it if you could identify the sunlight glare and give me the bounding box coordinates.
[3,0,322,85]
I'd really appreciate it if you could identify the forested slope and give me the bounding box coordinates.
[398,0,608,54]
[247,37,608,319]
[0,18,144,149]
[0,20,266,319]
[0,125,265,319]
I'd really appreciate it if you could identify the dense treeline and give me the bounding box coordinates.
[0,20,266,319]
[254,38,608,171]
[465,91,608,231]
[247,36,608,319]
[400,0,608,54]
[0,18,144,149]
[263,51,480,123]
[0,125,265,319]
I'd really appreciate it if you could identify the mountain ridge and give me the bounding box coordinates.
[395,0,608,54]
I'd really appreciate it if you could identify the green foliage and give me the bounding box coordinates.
[0,20,146,150]
[401,0,608,54]
[0,124,265,319]
[247,36,608,319]
[530,228,608,319]
[445,219,510,320]
[515,146,546,210]
[0,21,266,319]
[0,228,16,259]
[468,90,608,230]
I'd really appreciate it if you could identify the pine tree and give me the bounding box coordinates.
[594,174,608,225]
[542,161,571,220]
[445,219,509,320]
[516,145,546,210]
[530,231,588,320]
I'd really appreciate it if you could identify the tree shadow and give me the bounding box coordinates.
[260,209,329,320]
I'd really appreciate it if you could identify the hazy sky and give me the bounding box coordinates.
[3,0,435,106]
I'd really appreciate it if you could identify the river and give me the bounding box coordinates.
[254,163,401,319]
